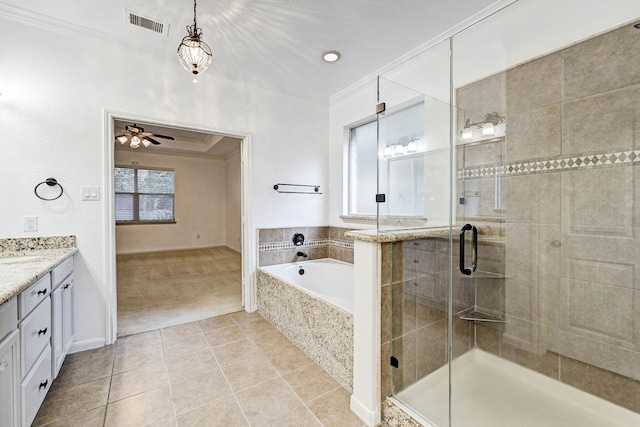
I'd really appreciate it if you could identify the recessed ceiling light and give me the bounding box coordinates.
[322,50,341,62]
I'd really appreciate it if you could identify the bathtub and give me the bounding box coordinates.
[260,258,354,314]
[257,258,354,390]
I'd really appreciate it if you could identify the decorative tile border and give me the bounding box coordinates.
[458,149,640,179]
[258,238,354,252]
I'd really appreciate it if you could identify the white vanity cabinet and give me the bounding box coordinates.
[19,274,52,427]
[51,256,74,378]
[0,298,20,427]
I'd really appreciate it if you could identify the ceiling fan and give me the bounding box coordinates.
[115,124,175,148]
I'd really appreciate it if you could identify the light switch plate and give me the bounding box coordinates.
[81,186,100,201]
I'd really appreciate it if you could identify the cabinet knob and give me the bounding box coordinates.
[37,289,47,296]
[39,380,48,390]
[0,360,7,371]
[38,327,48,336]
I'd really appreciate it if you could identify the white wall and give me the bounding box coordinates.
[114,150,227,254]
[225,151,242,252]
[0,15,328,349]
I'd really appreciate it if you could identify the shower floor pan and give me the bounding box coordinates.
[395,348,640,427]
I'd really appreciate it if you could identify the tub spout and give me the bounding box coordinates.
[296,251,308,258]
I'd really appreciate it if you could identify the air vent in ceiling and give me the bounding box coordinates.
[124,10,169,36]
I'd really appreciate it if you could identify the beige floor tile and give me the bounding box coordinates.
[230,310,264,325]
[235,377,303,425]
[211,338,262,366]
[161,322,202,340]
[165,348,220,379]
[104,387,174,427]
[116,329,162,351]
[33,378,111,426]
[51,354,114,391]
[34,406,106,427]
[109,363,170,402]
[113,343,165,374]
[221,355,279,392]
[171,369,231,414]
[149,417,178,427]
[63,344,115,366]
[263,343,315,374]
[198,314,237,331]
[307,387,364,427]
[162,333,210,358]
[204,324,246,347]
[283,363,341,403]
[257,404,323,427]
[251,329,296,353]
[176,395,248,427]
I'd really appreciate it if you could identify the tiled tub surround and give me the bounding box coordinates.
[257,268,354,391]
[0,236,77,304]
[453,21,640,416]
[258,226,355,266]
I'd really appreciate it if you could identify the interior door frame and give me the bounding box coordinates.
[103,110,253,344]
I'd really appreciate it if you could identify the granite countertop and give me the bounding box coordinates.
[0,236,77,305]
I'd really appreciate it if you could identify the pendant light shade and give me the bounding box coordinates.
[177,0,212,79]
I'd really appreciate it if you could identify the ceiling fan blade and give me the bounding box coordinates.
[126,124,143,133]
[148,133,175,140]
[144,136,162,145]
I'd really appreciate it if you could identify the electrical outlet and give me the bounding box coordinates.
[24,216,38,232]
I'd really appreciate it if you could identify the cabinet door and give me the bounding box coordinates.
[0,330,20,427]
[62,279,74,356]
[51,285,63,378]
[52,278,74,378]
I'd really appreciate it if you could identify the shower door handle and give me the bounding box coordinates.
[459,224,477,275]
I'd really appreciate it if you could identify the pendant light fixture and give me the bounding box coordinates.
[177,0,212,83]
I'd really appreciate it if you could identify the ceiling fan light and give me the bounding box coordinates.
[116,135,128,144]
[130,135,141,148]
[142,138,152,148]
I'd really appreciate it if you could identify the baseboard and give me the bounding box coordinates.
[69,338,106,354]
[350,394,380,427]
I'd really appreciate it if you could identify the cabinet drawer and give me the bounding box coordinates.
[52,257,73,289]
[21,346,51,427]
[19,274,50,318]
[20,301,51,377]
[0,297,17,342]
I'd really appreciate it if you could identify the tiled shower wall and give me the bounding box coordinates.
[257,226,354,266]
[460,22,640,412]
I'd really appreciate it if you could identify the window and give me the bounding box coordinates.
[348,120,378,215]
[115,167,175,224]
[347,102,427,218]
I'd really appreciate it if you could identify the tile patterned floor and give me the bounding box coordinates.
[33,311,367,427]
[117,247,243,337]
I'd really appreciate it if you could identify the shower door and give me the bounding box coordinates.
[376,65,457,426]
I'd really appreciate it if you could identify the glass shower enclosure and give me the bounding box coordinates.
[378,0,640,425]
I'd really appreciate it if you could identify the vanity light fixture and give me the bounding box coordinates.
[322,50,341,62]
[460,112,505,142]
[177,0,213,83]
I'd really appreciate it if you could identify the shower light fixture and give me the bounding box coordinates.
[461,112,505,142]
[382,136,420,158]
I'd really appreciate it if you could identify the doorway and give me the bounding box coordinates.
[104,113,250,340]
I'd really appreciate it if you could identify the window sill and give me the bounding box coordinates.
[340,215,428,225]
[116,220,177,226]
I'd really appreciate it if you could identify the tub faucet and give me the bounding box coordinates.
[296,251,308,259]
